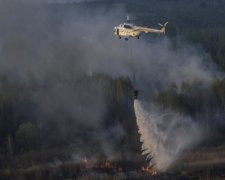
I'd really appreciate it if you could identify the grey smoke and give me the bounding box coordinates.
[0,1,218,163]
[0,2,214,86]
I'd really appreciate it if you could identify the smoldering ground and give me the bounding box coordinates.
[0,1,219,166]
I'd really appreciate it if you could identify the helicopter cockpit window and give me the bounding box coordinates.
[124,24,132,29]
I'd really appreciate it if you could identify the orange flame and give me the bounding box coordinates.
[141,166,157,175]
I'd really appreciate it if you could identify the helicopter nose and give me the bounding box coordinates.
[113,27,118,34]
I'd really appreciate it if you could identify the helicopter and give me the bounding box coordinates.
[113,16,168,40]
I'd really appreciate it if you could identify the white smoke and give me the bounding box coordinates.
[134,99,202,171]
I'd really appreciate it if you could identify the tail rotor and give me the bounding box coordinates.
[158,22,168,34]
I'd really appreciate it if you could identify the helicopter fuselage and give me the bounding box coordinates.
[113,23,142,39]
[113,22,168,40]
[114,24,141,37]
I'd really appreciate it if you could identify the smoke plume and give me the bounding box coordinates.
[0,1,219,165]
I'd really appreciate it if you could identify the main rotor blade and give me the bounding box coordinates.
[126,16,153,22]
[126,15,130,21]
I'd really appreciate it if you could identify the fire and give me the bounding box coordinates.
[141,165,157,175]
[82,157,94,168]
[82,158,113,169]
[81,157,158,175]
[97,160,112,169]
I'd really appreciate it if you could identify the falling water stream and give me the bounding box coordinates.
[134,99,202,171]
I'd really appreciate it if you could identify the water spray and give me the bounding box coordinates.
[134,98,202,172]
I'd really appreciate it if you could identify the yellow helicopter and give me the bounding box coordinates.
[113,16,168,40]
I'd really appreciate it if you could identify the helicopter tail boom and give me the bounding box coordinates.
[134,22,168,34]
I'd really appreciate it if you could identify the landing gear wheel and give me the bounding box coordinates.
[137,36,140,39]
[125,38,128,41]
[119,36,121,39]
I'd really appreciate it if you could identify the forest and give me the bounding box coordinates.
[1,0,225,179]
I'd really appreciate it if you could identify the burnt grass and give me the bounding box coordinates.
[0,150,225,180]
[1,164,225,179]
